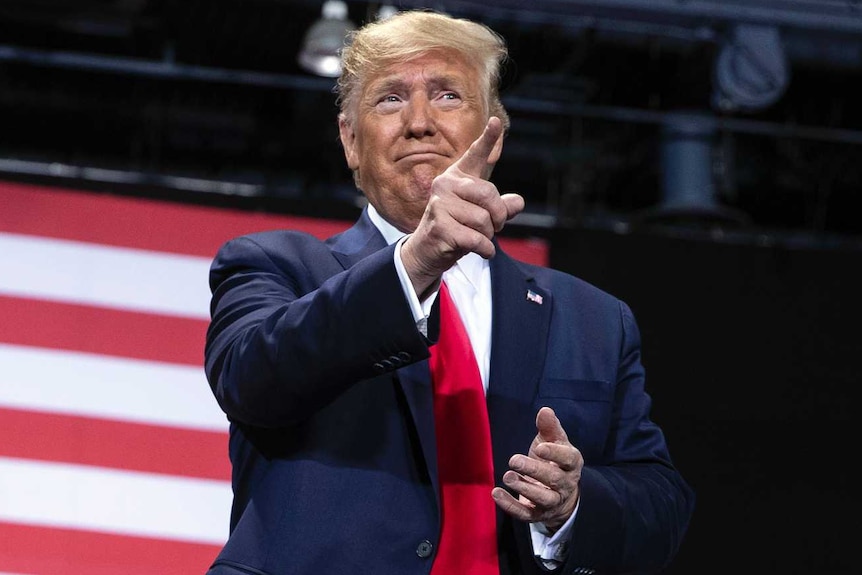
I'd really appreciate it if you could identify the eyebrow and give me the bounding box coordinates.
[367,73,465,97]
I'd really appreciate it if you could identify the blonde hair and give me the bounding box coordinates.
[336,10,510,131]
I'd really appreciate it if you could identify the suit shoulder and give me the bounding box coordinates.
[220,229,326,253]
[517,260,622,306]
[213,229,333,263]
[514,260,639,342]
[210,229,341,285]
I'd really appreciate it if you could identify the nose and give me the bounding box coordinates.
[402,96,436,138]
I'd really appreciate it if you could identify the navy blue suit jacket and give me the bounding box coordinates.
[204,210,694,575]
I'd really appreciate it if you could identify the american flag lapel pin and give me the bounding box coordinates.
[526,289,543,305]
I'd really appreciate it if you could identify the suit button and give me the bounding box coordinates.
[398,351,411,362]
[372,362,386,373]
[379,359,394,370]
[416,539,433,558]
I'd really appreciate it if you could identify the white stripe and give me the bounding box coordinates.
[0,457,230,545]
[0,232,211,319]
[0,344,227,433]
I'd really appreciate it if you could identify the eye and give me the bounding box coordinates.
[377,94,401,106]
[435,91,462,107]
[375,94,402,109]
[374,94,403,113]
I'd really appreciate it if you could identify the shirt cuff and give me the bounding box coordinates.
[529,499,579,569]
[393,235,437,336]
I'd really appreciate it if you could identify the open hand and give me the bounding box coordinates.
[492,407,583,532]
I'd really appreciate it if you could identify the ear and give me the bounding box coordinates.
[338,114,359,170]
[483,123,505,179]
[488,125,504,165]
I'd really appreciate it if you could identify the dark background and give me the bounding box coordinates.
[553,227,859,574]
[1,1,860,573]
[3,0,862,237]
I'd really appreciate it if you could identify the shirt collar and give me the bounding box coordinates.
[366,204,406,246]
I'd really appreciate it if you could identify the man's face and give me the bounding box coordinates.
[338,49,500,233]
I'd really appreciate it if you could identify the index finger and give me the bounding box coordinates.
[453,116,502,177]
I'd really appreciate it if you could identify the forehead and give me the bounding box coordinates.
[363,49,480,93]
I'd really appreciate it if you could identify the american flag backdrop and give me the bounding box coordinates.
[0,181,547,574]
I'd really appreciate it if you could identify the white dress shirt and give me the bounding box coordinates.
[366,204,573,568]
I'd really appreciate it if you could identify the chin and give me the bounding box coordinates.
[407,168,440,197]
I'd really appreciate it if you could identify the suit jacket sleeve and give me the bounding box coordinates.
[560,301,694,574]
[204,231,431,428]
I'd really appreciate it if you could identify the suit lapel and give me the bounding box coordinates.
[328,208,389,267]
[397,360,439,498]
[487,251,552,486]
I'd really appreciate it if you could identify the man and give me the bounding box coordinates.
[204,9,694,575]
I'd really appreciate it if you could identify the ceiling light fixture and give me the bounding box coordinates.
[712,24,789,112]
[376,4,398,21]
[298,0,356,78]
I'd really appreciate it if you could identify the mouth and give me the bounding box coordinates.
[396,150,448,162]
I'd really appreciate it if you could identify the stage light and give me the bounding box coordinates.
[713,24,789,112]
[376,4,398,21]
[298,0,356,78]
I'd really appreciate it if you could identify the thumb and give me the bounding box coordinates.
[453,116,503,177]
[536,406,568,443]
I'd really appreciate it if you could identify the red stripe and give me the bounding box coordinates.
[0,521,221,575]
[497,236,548,267]
[0,180,352,257]
[0,407,229,480]
[0,180,548,265]
[0,408,230,481]
[0,295,207,366]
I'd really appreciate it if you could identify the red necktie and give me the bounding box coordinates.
[429,281,499,575]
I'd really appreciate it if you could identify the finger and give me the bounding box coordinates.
[488,192,525,233]
[509,453,546,479]
[536,406,569,444]
[492,486,539,522]
[502,470,561,509]
[533,442,581,472]
[510,453,574,495]
[454,116,503,177]
[501,193,525,222]
[446,225,497,260]
[442,179,506,239]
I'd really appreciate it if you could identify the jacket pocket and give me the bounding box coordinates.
[537,378,612,458]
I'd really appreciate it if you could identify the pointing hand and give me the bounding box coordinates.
[401,117,525,295]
